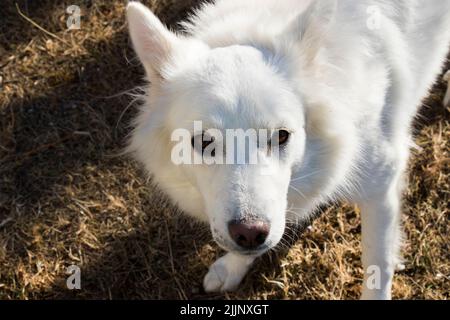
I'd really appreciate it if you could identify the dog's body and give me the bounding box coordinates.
[126,0,450,299]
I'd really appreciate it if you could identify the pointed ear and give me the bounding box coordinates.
[284,0,337,60]
[127,2,179,80]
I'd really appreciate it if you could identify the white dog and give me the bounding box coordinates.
[126,0,450,299]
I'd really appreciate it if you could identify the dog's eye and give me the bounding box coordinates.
[191,133,215,155]
[276,129,290,146]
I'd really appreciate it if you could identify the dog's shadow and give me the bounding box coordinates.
[39,210,311,300]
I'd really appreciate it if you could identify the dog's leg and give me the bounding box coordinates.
[203,252,256,292]
[359,170,404,300]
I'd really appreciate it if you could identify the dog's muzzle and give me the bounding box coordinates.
[228,219,270,251]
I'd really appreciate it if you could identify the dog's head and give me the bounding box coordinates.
[127,1,337,255]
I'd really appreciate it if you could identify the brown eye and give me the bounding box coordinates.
[277,130,290,145]
[191,133,215,155]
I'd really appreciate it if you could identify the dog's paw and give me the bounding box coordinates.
[203,261,241,292]
[203,253,255,293]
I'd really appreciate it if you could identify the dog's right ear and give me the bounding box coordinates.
[283,0,337,62]
[127,2,179,80]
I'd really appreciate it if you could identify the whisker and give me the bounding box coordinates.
[290,169,325,182]
[104,86,146,100]
[115,95,142,134]
[288,185,307,200]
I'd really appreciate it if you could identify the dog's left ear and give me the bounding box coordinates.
[127,2,180,80]
[283,0,337,61]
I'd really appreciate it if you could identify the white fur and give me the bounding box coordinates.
[126,0,450,299]
[444,70,450,106]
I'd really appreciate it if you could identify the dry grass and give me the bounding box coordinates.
[0,0,449,300]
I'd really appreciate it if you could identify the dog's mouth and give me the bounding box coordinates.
[212,234,275,256]
[236,244,273,256]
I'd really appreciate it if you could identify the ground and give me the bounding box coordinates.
[0,0,449,300]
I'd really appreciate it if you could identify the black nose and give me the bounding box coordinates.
[228,220,270,250]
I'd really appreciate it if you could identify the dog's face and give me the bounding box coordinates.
[169,45,306,254]
[127,3,308,255]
